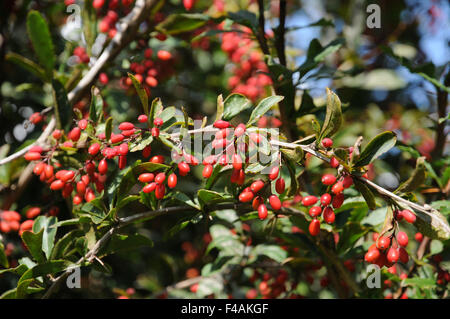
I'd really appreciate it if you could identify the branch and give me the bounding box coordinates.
[0,117,56,166]
[275,0,287,66]
[256,0,270,56]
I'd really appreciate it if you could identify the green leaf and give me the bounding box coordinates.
[222,94,252,121]
[149,98,163,127]
[5,52,46,81]
[0,242,9,268]
[215,94,224,121]
[99,233,153,257]
[197,190,230,208]
[354,131,397,167]
[79,199,107,224]
[354,179,377,210]
[395,156,426,194]
[21,229,46,264]
[26,11,54,79]
[52,79,71,130]
[32,216,58,260]
[156,13,210,35]
[130,134,153,152]
[82,0,97,53]
[105,117,113,141]
[403,277,436,289]
[89,86,104,124]
[415,208,450,241]
[337,222,370,254]
[317,88,342,142]
[429,240,443,256]
[196,276,224,298]
[250,244,288,263]
[50,229,84,260]
[247,95,284,126]
[18,260,72,285]
[228,10,258,30]
[128,73,149,115]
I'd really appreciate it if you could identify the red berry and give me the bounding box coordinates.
[252,196,264,211]
[397,231,409,247]
[275,178,285,194]
[155,183,165,199]
[68,127,81,141]
[76,181,87,195]
[250,180,265,193]
[50,180,64,191]
[234,123,246,138]
[98,159,108,174]
[332,193,344,209]
[323,207,335,224]
[387,247,399,263]
[92,0,105,9]
[308,219,320,236]
[155,172,166,184]
[302,195,318,206]
[268,166,279,181]
[331,181,344,194]
[150,155,164,164]
[153,118,164,126]
[309,206,322,217]
[213,120,231,129]
[24,152,41,161]
[320,193,332,206]
[138,114,148,123]
[151,127,160,137]
[52,129,63,139]
[178,162,190,176]
[269,195,281,211]
[119,122,134,131]
[202,164,213,178]
[414,232,423,242]
[342,175,353,188]
[399,248,409,264]
[139,173,155,183]
[167,173,177,188]
[88,143,101,156]
[26,207,41,219]
[377,236,391,250]
[239,191,254,203]
[258,204,268,220]
[78,119,88,130]
[110,133,125,144]
[118,143,129,156]
[365,249,380,263]
[401,210,416,223]
[157,50,172,61]
[330,157,339,168]
[183,0,194,10]
[143,183,157,193]
[321,174,336,185]
[322,138,333,148]
[99,72,109,85]
[232,154,242,170]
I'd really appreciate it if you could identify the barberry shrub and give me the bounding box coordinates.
[0,0,449,300]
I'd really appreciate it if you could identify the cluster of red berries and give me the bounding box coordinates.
[120,48,174,95]
[364,209,416,267]
[220,25,272,101]
[246,269,290,299]
[92,0,134,38]
[0,210,32,235]
[72,46,90,65]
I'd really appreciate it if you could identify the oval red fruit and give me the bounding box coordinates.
[167,173,177,188]
[308,219,320,236]
[269,195,281,211]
